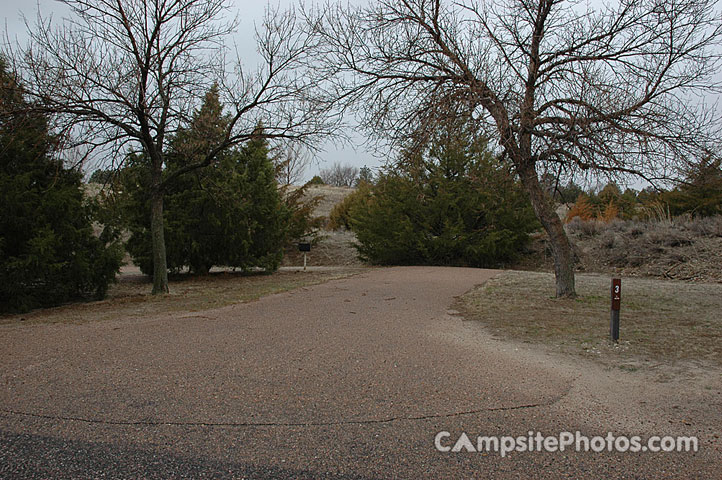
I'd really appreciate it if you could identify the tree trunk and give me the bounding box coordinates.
[150,169,169,294]
[517,163,576,298]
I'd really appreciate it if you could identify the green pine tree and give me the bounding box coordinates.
[0,59,123,313]
[348,120,538,267]
[121,88,289,274]
[663,156,722,216]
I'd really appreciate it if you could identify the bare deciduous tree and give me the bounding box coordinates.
[273,141,312,186]
[310,0,722,297]
[7,0,337,293]
[319,161,359,187]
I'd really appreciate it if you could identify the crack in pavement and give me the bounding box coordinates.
[0,391,568,428]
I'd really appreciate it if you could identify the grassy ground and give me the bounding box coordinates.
[457,271,722,372]
[1,267,369,326]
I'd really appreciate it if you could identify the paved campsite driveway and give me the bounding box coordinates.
[0,267,719,478]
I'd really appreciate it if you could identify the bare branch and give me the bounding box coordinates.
[319,161,359,187]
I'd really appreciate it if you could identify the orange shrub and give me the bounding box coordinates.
[565,196,595,223]
[598,200,619,223]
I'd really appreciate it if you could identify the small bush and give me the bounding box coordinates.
[643,227,692,248]
[598,230,619,249]
[598,200,619,223]
[640,201,673,225]
[568,218,604,237]
[564,216,584,235]
[626,221,648,238]
[307,175,325,185]
[678,215,722,238]
[327,182,372,230]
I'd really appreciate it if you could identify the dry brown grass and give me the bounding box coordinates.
[1,267,369,326]
[290,184,356,221]
[458,270,722,372]
[282,184,362,267]
[283,230,362,267]
[517,216,722,283]
[570,217,722,282]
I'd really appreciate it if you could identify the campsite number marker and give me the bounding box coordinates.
[610,278,621,342]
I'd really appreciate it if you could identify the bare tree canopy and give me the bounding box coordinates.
[274,141,312,186]
[320,161,359,186]
[310,0,722,296]
[5,0,337,293]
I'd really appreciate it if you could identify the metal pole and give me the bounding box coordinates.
[303,252,307,271]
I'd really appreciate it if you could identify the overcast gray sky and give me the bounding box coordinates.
[1,0,382,181]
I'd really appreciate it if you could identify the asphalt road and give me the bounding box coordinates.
[1,267,719,478]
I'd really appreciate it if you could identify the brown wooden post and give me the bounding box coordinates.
[610,278,621,342]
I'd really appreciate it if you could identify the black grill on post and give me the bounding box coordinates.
[298,242,311,270]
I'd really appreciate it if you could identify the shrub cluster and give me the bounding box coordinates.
[336,124,539,267]
[564,156,722,224]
